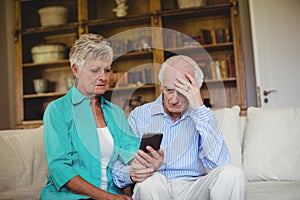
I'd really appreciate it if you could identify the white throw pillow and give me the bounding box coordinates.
[0,126,48,199]
[214,105,242,167]
[243,107,300,181]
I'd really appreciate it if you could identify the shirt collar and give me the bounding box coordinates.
[70,87,89,105]
[70,87,108,106]
[150,94,165,116]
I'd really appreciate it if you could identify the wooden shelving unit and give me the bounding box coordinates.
[14,0,246,128]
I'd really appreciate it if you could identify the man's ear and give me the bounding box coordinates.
[160,85,164,93]
[71,64,79,78]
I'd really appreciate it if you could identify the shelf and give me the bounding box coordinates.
[113,50,153,60]
[20,23,79,35]
[23,92,66,99]
[107,84,156,92]
[23,59,70,68]
[204,77,236,83]
[88,14,151,28]
[23,84,156,99]
[159,3,232,19]
[16,120,43,129]
[165,42,233,54]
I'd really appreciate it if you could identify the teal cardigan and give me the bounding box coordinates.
[41,87,139,200]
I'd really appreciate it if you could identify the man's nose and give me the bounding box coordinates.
[170,91,180,104]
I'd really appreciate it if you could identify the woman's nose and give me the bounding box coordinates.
[98,70,108,80]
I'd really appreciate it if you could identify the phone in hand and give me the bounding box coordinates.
[139,133,163,153]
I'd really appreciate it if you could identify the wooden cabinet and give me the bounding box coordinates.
[14,0,246,128]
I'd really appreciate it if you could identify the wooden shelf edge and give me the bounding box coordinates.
[204,77,236,83]
[88,14,152,27]
[107,84,156,92]
[113,50,153,60]
[159,3,232,17]
[21,22,79,35]
[15,120,43,129]
[23,84,156,99]
[23,92,66,99]
[165,42,233,52]
[23,59,70,68]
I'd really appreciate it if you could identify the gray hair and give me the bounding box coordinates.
[69,33,113,70]
[158,55,204,88]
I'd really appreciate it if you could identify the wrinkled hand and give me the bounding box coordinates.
[102,194,132,200]
[95,193,132,200]
[174,73,203,110]
[130,147,164,182]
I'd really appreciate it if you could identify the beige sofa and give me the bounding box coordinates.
[0,106,300,200]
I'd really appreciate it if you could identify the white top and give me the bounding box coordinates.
[97,127,114,190]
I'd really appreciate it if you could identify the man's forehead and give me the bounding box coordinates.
[164,65,194,79]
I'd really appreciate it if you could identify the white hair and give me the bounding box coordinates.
[158,55,204,88]
[69,33,113,70]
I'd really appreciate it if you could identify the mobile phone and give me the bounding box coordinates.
[139,133,163,153]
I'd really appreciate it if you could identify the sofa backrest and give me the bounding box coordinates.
[214,105,243,168]
[242,107,300,182]
[214,106,300,182]
[0,126,48,200]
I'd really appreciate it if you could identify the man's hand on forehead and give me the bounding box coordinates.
[174,73,203,110]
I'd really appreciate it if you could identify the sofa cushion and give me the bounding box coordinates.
[0,126,48,199]
[243,107,300,181]
[246,181,300,200]
[214,105,242,167]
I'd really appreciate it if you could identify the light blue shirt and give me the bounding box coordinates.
[112,94,230,188]
[41,87,139,200]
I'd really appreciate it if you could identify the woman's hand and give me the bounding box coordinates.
[94,192,132,200]
[65,176,132,200]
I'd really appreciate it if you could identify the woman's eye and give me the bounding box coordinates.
[91,69,99,73]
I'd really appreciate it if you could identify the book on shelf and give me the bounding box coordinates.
[224,28,232,43]
[215,28,225,43]
[163,31,183,49]
[163,26,232,49]
[219,58,228,79]
[114,67,154,88]
[226,55,235,77]
[215,60,222,80]
[210,29,217,44]
[198,62,211,79]
[199,27,232,45]
[200,29,212,45]
[194,55,235,81]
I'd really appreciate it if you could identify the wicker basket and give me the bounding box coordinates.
[177,0,206,9]
[38,6,68,27]
[31,44,66,63]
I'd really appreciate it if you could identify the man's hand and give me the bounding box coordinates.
[130,147,164,182]
[174,73,203,110]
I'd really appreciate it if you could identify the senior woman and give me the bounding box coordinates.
[40,33,138,200]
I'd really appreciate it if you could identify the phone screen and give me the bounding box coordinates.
[139,133,163,153]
